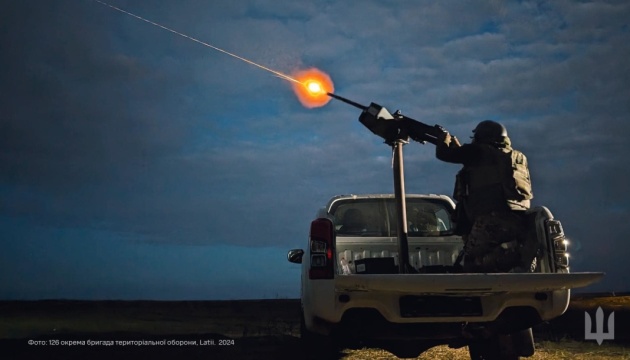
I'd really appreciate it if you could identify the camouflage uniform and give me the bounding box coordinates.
[463,212,537,273]
[436,124,535,273]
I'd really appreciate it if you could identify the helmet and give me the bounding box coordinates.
[472,120,507,143]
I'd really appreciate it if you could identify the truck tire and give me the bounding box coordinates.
[468,328,534,360]
[300,311,340,360]
[512,328,535,357]
[468,336,517,360]
[384,341,424,359]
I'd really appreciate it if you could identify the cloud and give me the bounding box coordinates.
[1,0,629,294]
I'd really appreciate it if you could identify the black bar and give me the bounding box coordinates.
[326,92,367,110]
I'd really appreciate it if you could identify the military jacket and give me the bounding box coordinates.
[436,139,532,221]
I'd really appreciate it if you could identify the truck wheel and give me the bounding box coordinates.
[468,327,534,360]
[468,339,501,360]
[468,336,518,360]
[512,328,535,357]
[300,311,340,360]
[385,341,424,358]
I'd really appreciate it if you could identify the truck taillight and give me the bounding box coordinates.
[547,219,569,269]
[308,218,335,280]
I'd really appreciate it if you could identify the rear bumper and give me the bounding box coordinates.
[302,273,604,339]
[305,288,569,340]
[317,306,544,341]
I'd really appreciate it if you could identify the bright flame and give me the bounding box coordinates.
[306,81,323,94]
[292,68,334,108]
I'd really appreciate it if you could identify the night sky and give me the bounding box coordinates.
[2,0,629,300]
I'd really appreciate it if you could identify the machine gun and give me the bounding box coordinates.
[326,93,447,145]
[326,93,451,273]
[358,102,447,146]
[359,104,445,273]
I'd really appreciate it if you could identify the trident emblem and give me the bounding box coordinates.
[585,306,615,345]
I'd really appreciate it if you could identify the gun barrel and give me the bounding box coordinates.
[326,92,367,111]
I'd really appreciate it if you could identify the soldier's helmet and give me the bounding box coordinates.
[472,120,507,143]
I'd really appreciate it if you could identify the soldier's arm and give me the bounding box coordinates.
[435,132,476,164]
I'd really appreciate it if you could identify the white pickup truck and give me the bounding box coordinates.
[288,193,604,359]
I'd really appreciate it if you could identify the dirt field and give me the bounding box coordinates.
[1,294,629,359]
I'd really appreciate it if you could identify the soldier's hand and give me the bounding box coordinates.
[438,130,450,143]
[450,136,462,148]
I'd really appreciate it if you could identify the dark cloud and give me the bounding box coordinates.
[1,0,629,297]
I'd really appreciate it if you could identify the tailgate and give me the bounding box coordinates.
[335,272,604,295]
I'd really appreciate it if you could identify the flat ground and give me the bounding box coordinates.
[1,294,628,359]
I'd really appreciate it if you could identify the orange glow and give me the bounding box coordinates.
[292,68,334,108]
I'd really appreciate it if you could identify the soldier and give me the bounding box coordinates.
[436,120,536,272]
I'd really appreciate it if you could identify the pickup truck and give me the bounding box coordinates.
[287,193,604,359]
